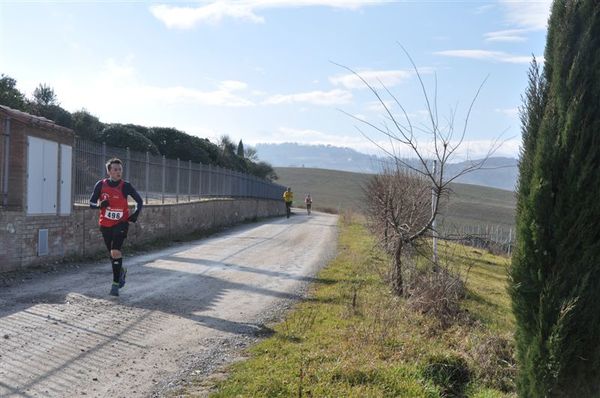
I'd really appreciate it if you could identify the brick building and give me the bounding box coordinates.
[0,105,75,270]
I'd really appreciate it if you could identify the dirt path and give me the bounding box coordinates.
[0,211,338,397]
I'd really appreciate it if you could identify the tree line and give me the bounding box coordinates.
[0,75,276,181]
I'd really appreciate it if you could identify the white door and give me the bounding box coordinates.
[42,141,58,214]
[27,136,58,215]
[27,137,44,214]
[60,144,72,215]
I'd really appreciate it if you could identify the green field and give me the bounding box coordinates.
[275,167,516,230]
[275,167,372,213]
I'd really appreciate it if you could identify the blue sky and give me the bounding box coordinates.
[0,0,551,160]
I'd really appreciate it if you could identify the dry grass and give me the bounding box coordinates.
[404,266,467,329]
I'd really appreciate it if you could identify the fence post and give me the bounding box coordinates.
[176,158,180,203]
[188,160,192,202]
[208,164,212,196]
[161,155,166,204]
[198,163,202,199]
[125,147,130,181]
[508,228,513,256]
[432,160,438,265]
[145,152,150,204]
[101,142,106,176]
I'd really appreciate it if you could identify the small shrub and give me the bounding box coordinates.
[422,354,470,397]
[340,209,355,225]
[469,334,516,392]
[404,266,466,328]
[279,307,318,342]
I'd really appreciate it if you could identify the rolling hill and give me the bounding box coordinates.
[275,167,516,230]
[258,143,518,191]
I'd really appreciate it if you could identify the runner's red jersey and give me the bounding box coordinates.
[98,179,130,227]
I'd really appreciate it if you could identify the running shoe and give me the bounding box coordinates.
[110,282,120,297]
[118,267,127,288]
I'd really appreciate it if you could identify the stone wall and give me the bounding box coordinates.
[0,198,285,272]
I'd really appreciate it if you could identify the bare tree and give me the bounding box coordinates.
[341,46,505,295]
[365,168,431,294]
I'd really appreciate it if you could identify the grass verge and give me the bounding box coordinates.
[179,218,515,397]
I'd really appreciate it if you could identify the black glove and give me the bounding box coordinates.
[99,199,110,208]
[128,211,139,223]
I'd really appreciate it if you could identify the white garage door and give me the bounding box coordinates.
[60,144,72,215]
[27,136,58,215]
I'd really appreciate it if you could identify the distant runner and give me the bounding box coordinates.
[305,193,312,215]
[89,158,143,297]
[283,187,293,218]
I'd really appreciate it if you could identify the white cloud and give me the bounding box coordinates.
[435,50,536,64]
[482,1,551,45]
[142,84,254,107]
[484,29,529,43]
[150,3,263,28]
[372,137,522,161]
[329,69,415,90]
[52,58,255,123]
[495,107,519,118]
[151,0,386,29]
[219,80,248,91]
[256,127,522,160]
[365,100,395,113]
[475,4,495,14]
[458,138,521,160]
[363,102,431,123]
[268,127,385,154]
[263,89,352,105]
[105,56,136,78]
[499,0,552,31]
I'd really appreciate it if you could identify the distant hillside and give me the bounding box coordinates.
[258,143,383,173]
[445,157,518,191]
[275,167,516,229]
[259,143,518,191]
[275,167,372,213]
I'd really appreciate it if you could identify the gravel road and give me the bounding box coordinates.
[0,211,338,397]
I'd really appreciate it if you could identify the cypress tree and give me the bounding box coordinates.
[510,1,600,396]
[237,139,244,157]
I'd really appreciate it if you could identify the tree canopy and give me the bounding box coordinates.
[0,73,276,180]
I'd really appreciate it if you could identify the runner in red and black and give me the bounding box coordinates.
[89,157,143,297]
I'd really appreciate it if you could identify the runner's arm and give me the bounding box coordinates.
[88,181,104,209]
[124,182,143,220]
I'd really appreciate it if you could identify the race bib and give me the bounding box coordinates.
[105,209,124,221]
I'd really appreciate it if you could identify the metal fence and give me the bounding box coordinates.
[74,138,286,205]
[0,127,5,207]
[439,223,515,256]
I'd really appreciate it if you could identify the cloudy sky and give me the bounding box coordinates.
[0,0,551,159]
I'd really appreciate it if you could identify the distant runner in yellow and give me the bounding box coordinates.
[283,187,293,218]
